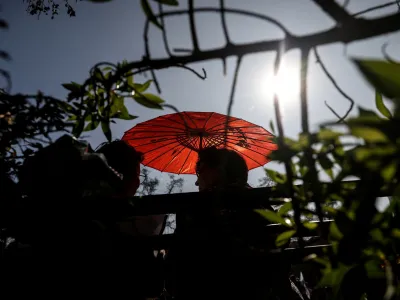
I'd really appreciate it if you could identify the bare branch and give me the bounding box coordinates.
[382,42,399,64]
[325,100,345,121]
[300,48,310,134]
[130,64,207,80]
[219,0,231,45]
[224,56,242,146]
[352,1,400,17]
[313,47,354,122]
[188,0,199,52]
[121,10,400,80]
[175,64,207,79]
[158,3,172,57]
[312,0,354,24]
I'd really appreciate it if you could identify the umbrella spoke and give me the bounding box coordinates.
[145,144,185,166]
[160,145,188,172]
[178,149,193,174]
[202,112,215,130]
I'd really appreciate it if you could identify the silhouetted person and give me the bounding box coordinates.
[166,146,299,299]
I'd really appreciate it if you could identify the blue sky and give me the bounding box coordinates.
[3,0,400,193]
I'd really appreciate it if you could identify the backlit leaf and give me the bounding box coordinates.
[133,93,164,109]
[254,209,292,227]
[375,90,392,119]
[276,230,296,247]
[318,128,342,141]
[353,59,400,100]
[141,0,163,29]
[303,222,318,230]
[133,80,152,93]
[278,202,292,216]
[350,126,388,143]
[265,169,286,184]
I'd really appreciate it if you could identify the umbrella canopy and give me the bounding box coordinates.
[122,112,277,174]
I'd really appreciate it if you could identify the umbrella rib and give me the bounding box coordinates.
[132,137,178,148]
[158,115,188,128]
[160,145,187,172]
[178,149,193,175]
[183,111,198,128]
[225,139,272,160]
[202,112,214,130]
[226,145,265,167]
[212,129,273,137]
[224,135,278,150]
[144,144,184,166]
[136,123,187,131]
[140,140,181,155]
[123,133,188,141]
[206,118,240,131]
[212,125,260,131]
[124,130,186,137]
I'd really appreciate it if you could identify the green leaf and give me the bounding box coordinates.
[83,120,99,132]
[141,0,163,30]
[303,222,318,230]
[153,0,179,5]
[269,120,275,134]
[278,202,292,216]
[370,228,384,242]
[364,260,385,279]
[318,264,352,289]
[359,106,380,119]
[102,66,113,71]
[113,104,138,120]
[381,163,396,182]
[62,82,81,93]
[72,119,85,138]
[133,93,165,109]
[275,230,296,247]
[101,121,112,142]
[318,128,342,141]
[375,90,392,119]
[329,221,343,240]
[254,209,292,227]
[353,59,400,99]
[133,80,152,93]
[265,169,286,184]
[392,228,400,238]
[350,126,388,143]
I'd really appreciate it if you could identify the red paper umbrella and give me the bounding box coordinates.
[122,112,277,174]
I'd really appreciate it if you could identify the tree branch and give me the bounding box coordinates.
[352,1,400,17]
[188,0,199,52]
[219,0,231,45]
[224,56,242,146]
[116,10,400,80]
[313,47,355,122]
[312,0,354,24]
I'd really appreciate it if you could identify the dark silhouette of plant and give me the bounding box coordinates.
[23,0,81,18]
[6,0,400,298]
[165,174,184,194]
[137,168,160,196]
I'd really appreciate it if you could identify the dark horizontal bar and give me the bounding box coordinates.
[134,221,332,249]
[124,180,386,216]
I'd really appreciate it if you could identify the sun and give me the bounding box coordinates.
[262,62,300,102]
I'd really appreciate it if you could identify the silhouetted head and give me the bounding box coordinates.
[195,146,248,191]
[96,140,144,197]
